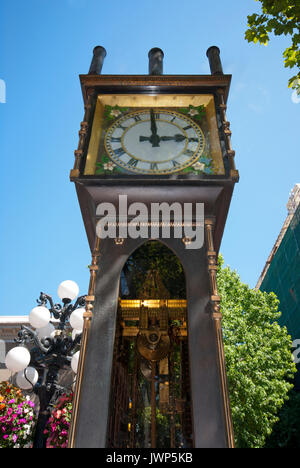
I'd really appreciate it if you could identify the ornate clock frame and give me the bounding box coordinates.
[68,47,238,448]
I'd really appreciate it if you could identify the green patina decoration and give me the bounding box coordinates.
[103,105,129,123]
[96,104,213,175]
[95,154,123,174]
[181,153,213,175]
[96,153,213,175]
[178,105,206,122]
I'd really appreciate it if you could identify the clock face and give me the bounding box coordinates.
[104,109,205,175]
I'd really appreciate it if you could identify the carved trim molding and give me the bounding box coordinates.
[70,93,96,180]
[216,89,239,182]
[68,236,101,448]
[205,218,235,448]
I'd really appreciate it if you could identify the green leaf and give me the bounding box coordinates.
[245,0,300,93]
[217,256,296,447]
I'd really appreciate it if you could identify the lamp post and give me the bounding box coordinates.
[4,280,85,448]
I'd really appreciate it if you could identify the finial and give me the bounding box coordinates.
[88,46,107,75]
[206,46,223,75]
[148,48,164,75]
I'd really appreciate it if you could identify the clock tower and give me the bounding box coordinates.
[68,46,238,448]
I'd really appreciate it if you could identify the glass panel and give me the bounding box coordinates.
[107,322,193,448]
[107,242,193,448]
[84,94,225,177]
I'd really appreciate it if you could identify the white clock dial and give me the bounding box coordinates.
[104,109,205,175]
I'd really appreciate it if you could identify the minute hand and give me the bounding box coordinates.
[149,109,160,147]
[150,108,158,135]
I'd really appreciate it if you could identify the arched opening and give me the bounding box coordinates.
[107,241,193,448]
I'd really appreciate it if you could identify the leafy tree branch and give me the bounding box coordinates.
[245,0,300,93]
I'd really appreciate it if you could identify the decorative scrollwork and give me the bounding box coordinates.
[9,290,86,448]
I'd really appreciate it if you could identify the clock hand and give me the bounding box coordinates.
[150,108,157,135]
[149,108,160,147]
[139,135,161,146]
[160,134,186,143]
[139,136,152,142]
[139,133,186,143]
[138,115,161,145]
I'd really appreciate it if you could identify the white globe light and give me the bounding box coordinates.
[70,308,84,331]
[58,280,79,301]
[16,367,38,390]
[29,306,50,329]
[71,351,80,374]
[37,323,55,339]
[5,347,31,373]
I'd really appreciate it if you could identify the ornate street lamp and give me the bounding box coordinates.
[4,280,85,448]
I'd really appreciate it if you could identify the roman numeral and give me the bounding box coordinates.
[150,163,158,171]
[170,116,176,122]
[183,125,192,131]
[154,113,160,119]
[189,137,199,143]
[114,147,126,157]
[111,137,122,143]
[128,158,138,167]
[172,160,180,167]
[118,124,128,131]
[183,149,194,157]
[133,115,142,122]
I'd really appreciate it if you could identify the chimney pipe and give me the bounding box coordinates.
[88,46,107,75]
[206,46,223,75]
[148,48,164,75]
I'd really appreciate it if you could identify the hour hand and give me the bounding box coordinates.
[160,134,186,143]
[139,134,160,147]
[139,136,151,142]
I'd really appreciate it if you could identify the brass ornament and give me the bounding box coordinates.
[137,328,170,362]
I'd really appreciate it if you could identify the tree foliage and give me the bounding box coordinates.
[218,257,296,448]
[264,389,300,448]
[123,241,186,299]
[245,0,300,93]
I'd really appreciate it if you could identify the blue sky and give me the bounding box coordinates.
[0,0,299,315]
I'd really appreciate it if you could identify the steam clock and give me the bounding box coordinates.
[68,46,238,448]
